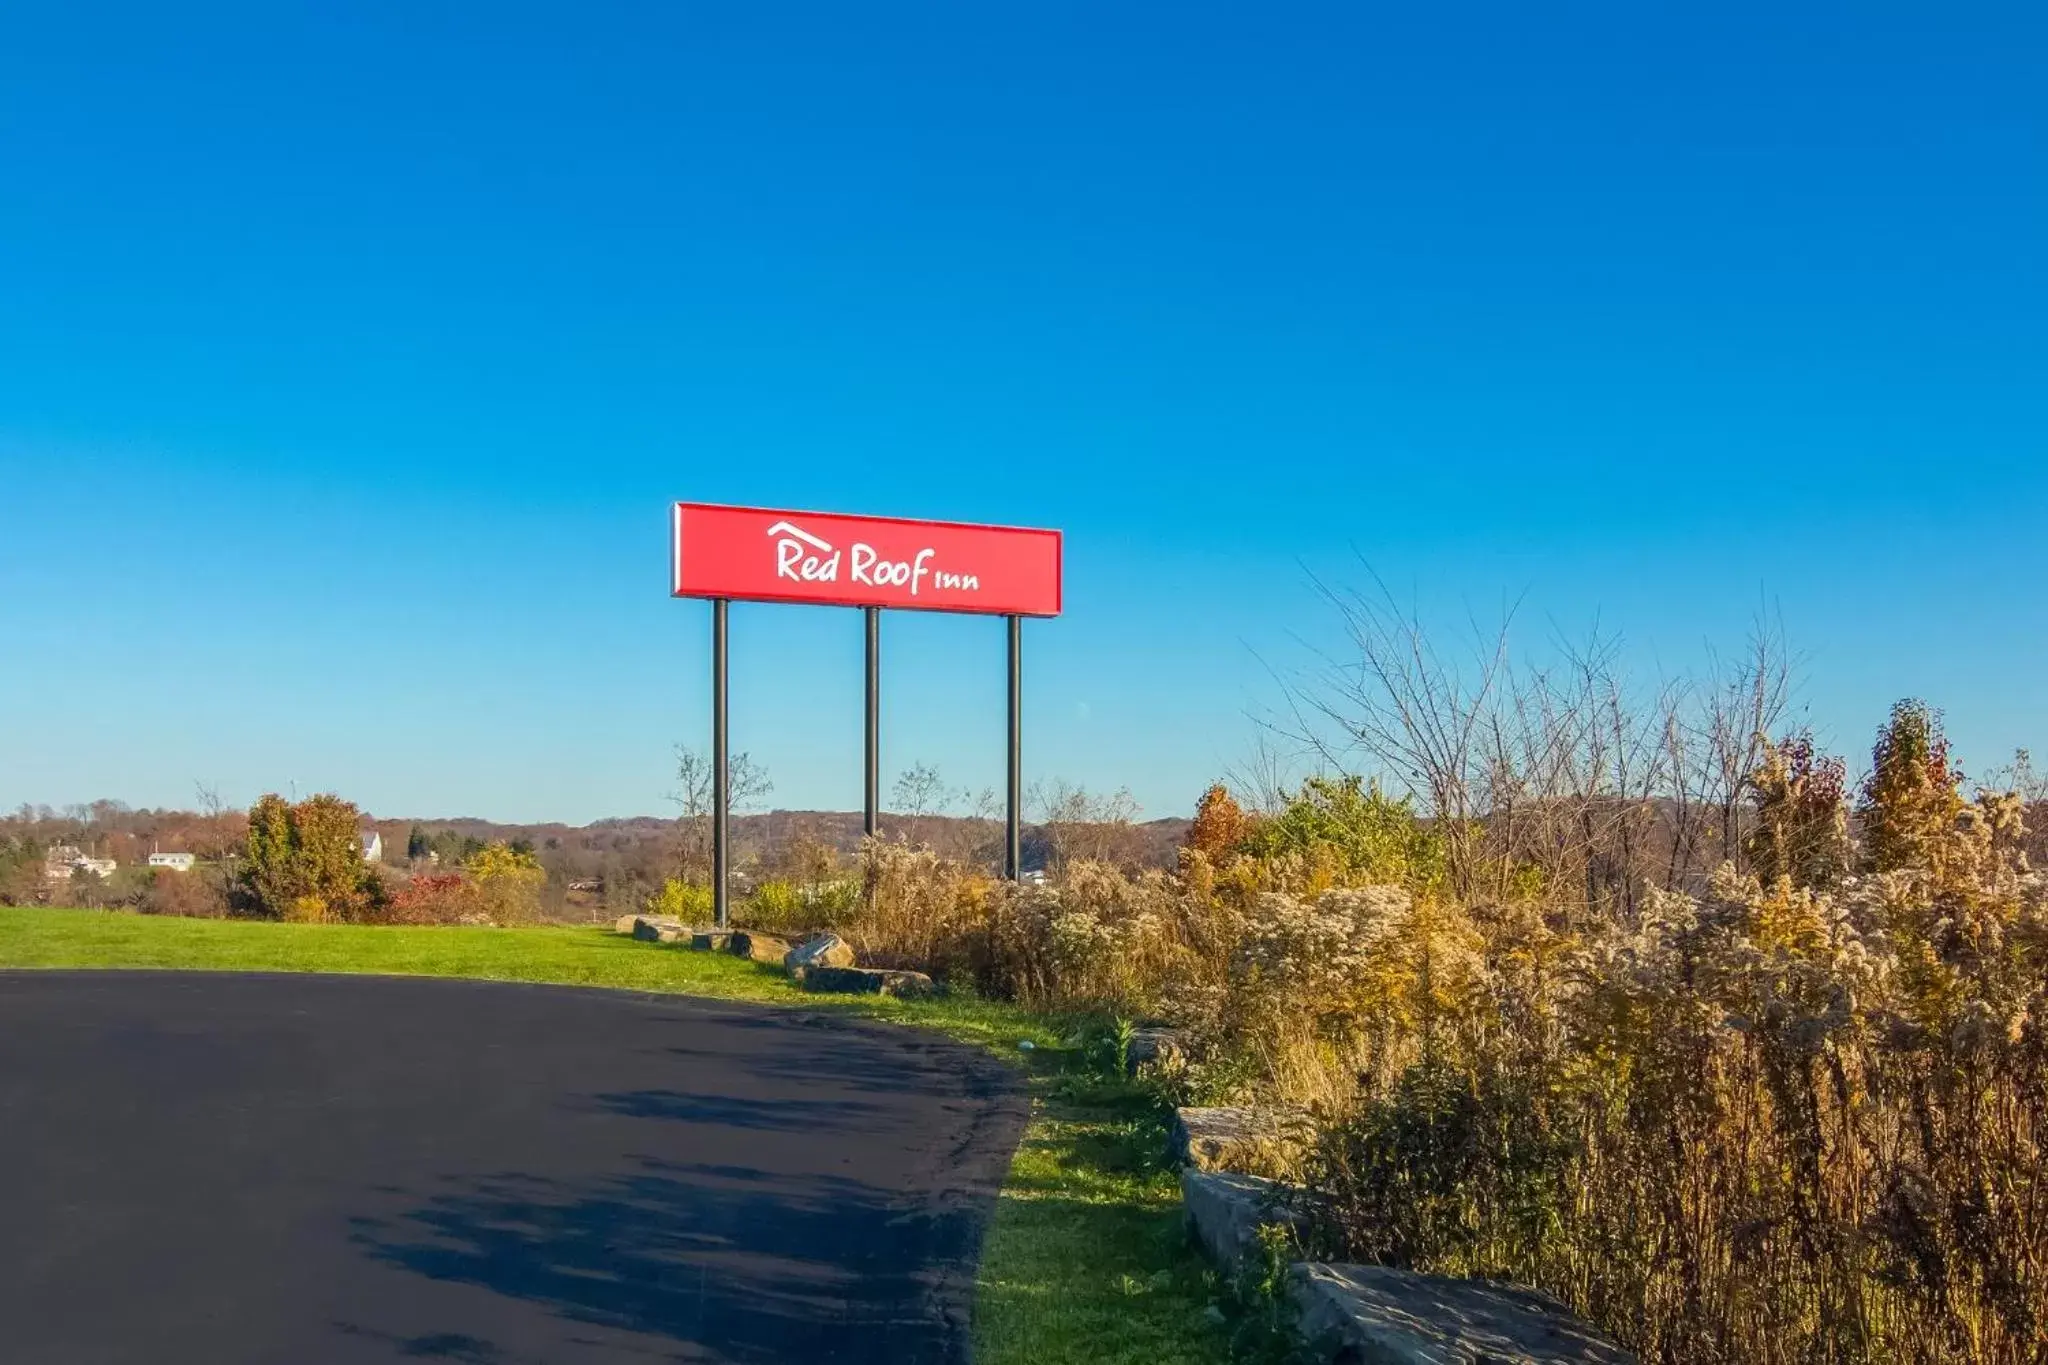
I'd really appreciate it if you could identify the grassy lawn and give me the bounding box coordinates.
[0,907,1231,1365]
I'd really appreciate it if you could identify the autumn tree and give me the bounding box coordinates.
[385,874,478,925]
[140,868,229,918]
[1858,699,1963,874]
[1744,733,1850,889]
[0,837,46,905]
[1239,774,1445,893]
[241,793,381,922]
[464,841,546,924]
[1185,783,1249,861]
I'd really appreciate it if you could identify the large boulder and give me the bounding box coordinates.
[1288,1262,1636,1364]
[1182,1169,1306,1271]
[798,966,936,999]
[613,913,642,936]
[1173,1106,1313,1179]
[784,933,856,974]
[728,931,792,964]
[1127,1026,1188,1077]
[631,916,687,943]
[690,930,733,953]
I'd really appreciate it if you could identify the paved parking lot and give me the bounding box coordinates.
[0,971,1026,1364]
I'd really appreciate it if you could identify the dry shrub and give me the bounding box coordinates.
[138,869,230,918]
[830,763,2048,1363]
[850,839,1453,1104]
[847,839,994,975]
[382,856,544,927]
[283,894,330,923]
[1222,886,1492,1108]
[155,872,224,917]
[1308,858,2048,1365]
[846,841,1217,1013]
[384,873,481,925]
[978,860,1202,1011]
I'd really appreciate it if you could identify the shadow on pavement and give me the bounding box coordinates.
[587,1090,891,1133]
[351,1156,960,1363]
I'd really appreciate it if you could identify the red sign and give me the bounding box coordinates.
[671,502,1063,617]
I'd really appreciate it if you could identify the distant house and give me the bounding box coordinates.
[148,853,197,872]
[361,831,383,864]
[43,847,116,881]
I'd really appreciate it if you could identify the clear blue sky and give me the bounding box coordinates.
[3,3,2042,824]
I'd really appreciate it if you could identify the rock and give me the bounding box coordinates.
[613,913,642,935]
[728,931,792,964]
[797,966,936,999]
[690,931,733,952]
[1288,1263,1637,1365]
[631,916,687,943]
[784,933,856,973]
[1173,1106,1313,1179]
[1182,1169,1306,1271]
[871,969,936,998]
[1127,1026,1188,1076]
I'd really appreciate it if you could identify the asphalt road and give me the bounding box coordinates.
[0,971,1028,1365]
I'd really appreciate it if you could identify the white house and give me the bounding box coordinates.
[148,853,197,872]
[43,847,116,880]
[361,831,383,864]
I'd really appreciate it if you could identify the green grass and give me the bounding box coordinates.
[0,906,1232,1365]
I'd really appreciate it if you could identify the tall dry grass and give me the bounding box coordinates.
[837,773,2045,1363]
[1303,854,2048,1364]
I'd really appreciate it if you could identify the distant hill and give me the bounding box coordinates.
[363,808,1191,883]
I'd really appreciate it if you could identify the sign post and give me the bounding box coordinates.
[671,503,1062,921]
[864,607,880,839]
[712,598,730,927]
[1007,614,1022,880]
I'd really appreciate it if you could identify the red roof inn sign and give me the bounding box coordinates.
[671,503,1064,923]
[671,503,1062,616]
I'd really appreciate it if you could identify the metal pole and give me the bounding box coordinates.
[712,598,730,928]
[864,606,880,839]
[1006,614,1021,881]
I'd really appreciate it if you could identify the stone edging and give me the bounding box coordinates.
[615,916,935,998]
[1173,1107,1637,1365]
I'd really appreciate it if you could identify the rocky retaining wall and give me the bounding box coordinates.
[1173,1107,1636,1365]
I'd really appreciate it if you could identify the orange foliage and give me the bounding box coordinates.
[1184,783,1248,860]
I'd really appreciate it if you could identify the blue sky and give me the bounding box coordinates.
[3,3,2043,824]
